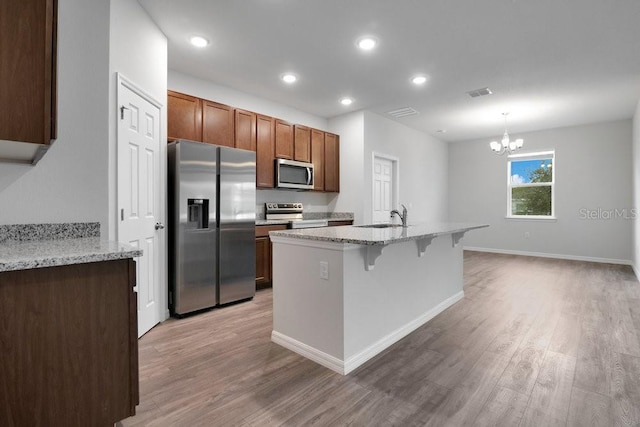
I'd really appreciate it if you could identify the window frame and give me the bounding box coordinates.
[506,150,556,220]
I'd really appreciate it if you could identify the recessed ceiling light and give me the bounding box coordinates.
[340,97,354,106]
[356,36,377,51]
[281,73,298,84]
[411,75,428,85]
[189,36,209,48]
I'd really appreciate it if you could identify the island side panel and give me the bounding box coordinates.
[271,238,346,365]
[343,235,464,369]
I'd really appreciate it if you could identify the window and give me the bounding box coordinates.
[507,151,555,218]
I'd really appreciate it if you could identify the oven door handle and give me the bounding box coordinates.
[306,167,312,186]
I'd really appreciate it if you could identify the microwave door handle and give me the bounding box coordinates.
[306,167,312,185]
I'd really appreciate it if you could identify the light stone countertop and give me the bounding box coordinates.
[269,222,489,246]
[0,237,143,272]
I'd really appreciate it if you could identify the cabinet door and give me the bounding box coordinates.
[274,119,294,160]
[0,0,57,145]
[311,129,325,191]
[294,125,311,162]
[234,109,256,151]
[202,100,234,147]
[256,114,275,188]
[167,91,202,141]
[324,133,340,192]
[255,236,270,286]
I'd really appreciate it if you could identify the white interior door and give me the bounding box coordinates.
[117,75,164,338]
[372,156,395,223]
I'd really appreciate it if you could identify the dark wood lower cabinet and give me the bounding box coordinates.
[255,224,287,289]
[0,259,139,426]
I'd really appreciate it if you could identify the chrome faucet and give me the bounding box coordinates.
[390,204,408,227]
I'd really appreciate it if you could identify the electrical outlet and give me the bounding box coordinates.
[524,232,530,239]
[320,261,329,280]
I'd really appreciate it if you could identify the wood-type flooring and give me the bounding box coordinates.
[121,251,640,426]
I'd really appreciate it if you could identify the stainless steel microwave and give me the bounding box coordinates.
[275,158,314,190]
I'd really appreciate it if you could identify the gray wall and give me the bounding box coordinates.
[449,119,633,263]
[362,111,448,223]
[0,0,111,227]
[633,101,640,274]
[328,111,366,222]
[328,111,448,225]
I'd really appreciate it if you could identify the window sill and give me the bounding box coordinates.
[505,216,557,222]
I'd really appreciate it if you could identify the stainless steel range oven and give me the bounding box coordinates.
[265,202,328,228]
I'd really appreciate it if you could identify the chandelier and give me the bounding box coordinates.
[489,112,523,155]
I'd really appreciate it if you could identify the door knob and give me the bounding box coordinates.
[155,222,165,230]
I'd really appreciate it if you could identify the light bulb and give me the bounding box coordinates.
[281,73,297,84]
[357,37,377,50]
[190,36,209,48]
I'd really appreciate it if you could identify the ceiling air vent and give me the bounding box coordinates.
[466,87,493,98]
[387,107,419,118]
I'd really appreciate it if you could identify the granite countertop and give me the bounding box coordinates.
[269,222,489,246]
[0,237,142,272]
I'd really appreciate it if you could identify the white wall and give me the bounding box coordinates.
[168,70,334,211]
[632,100,640,276]
[0,0,111,227]
[449,119,633,263]
[363,111,448,224]
[327,111,448,225]
[109,0,168,239]
[327,111,366,222]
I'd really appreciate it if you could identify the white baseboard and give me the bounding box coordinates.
[464,246,633,266]
[633,264,640,282]
[271,290,464,375]
[271,331,346,374]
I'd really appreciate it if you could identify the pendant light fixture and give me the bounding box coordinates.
[489,112,524,155]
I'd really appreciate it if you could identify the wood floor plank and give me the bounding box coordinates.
[608,291,640,357]
[548,313,580,356]
[423,350,511,427]
[566,387,612,427]
[119,253,639,426]
[610,351,640,427]
[575,298,613,396]
[525,350,576,422]
[472,385,529,426]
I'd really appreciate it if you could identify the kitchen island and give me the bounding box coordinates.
[269,222,487,375]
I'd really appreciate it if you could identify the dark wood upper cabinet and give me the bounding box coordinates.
[234,109,256,151]
[166,91,340,192]
[202,100,234,147]
[311,129,325,191]
[324,132,340,192]
[256,114,275,188]
[293,125,311,163]
[0,0,57,150]
[167,91,202,141]
[274,119,294,160]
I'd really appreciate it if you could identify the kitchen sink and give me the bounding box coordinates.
[355,223,406,229]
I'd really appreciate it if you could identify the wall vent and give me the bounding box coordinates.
[387,107,419,118]
[466,87,493,98]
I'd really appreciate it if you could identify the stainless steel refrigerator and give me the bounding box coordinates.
[168,140,256,316]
